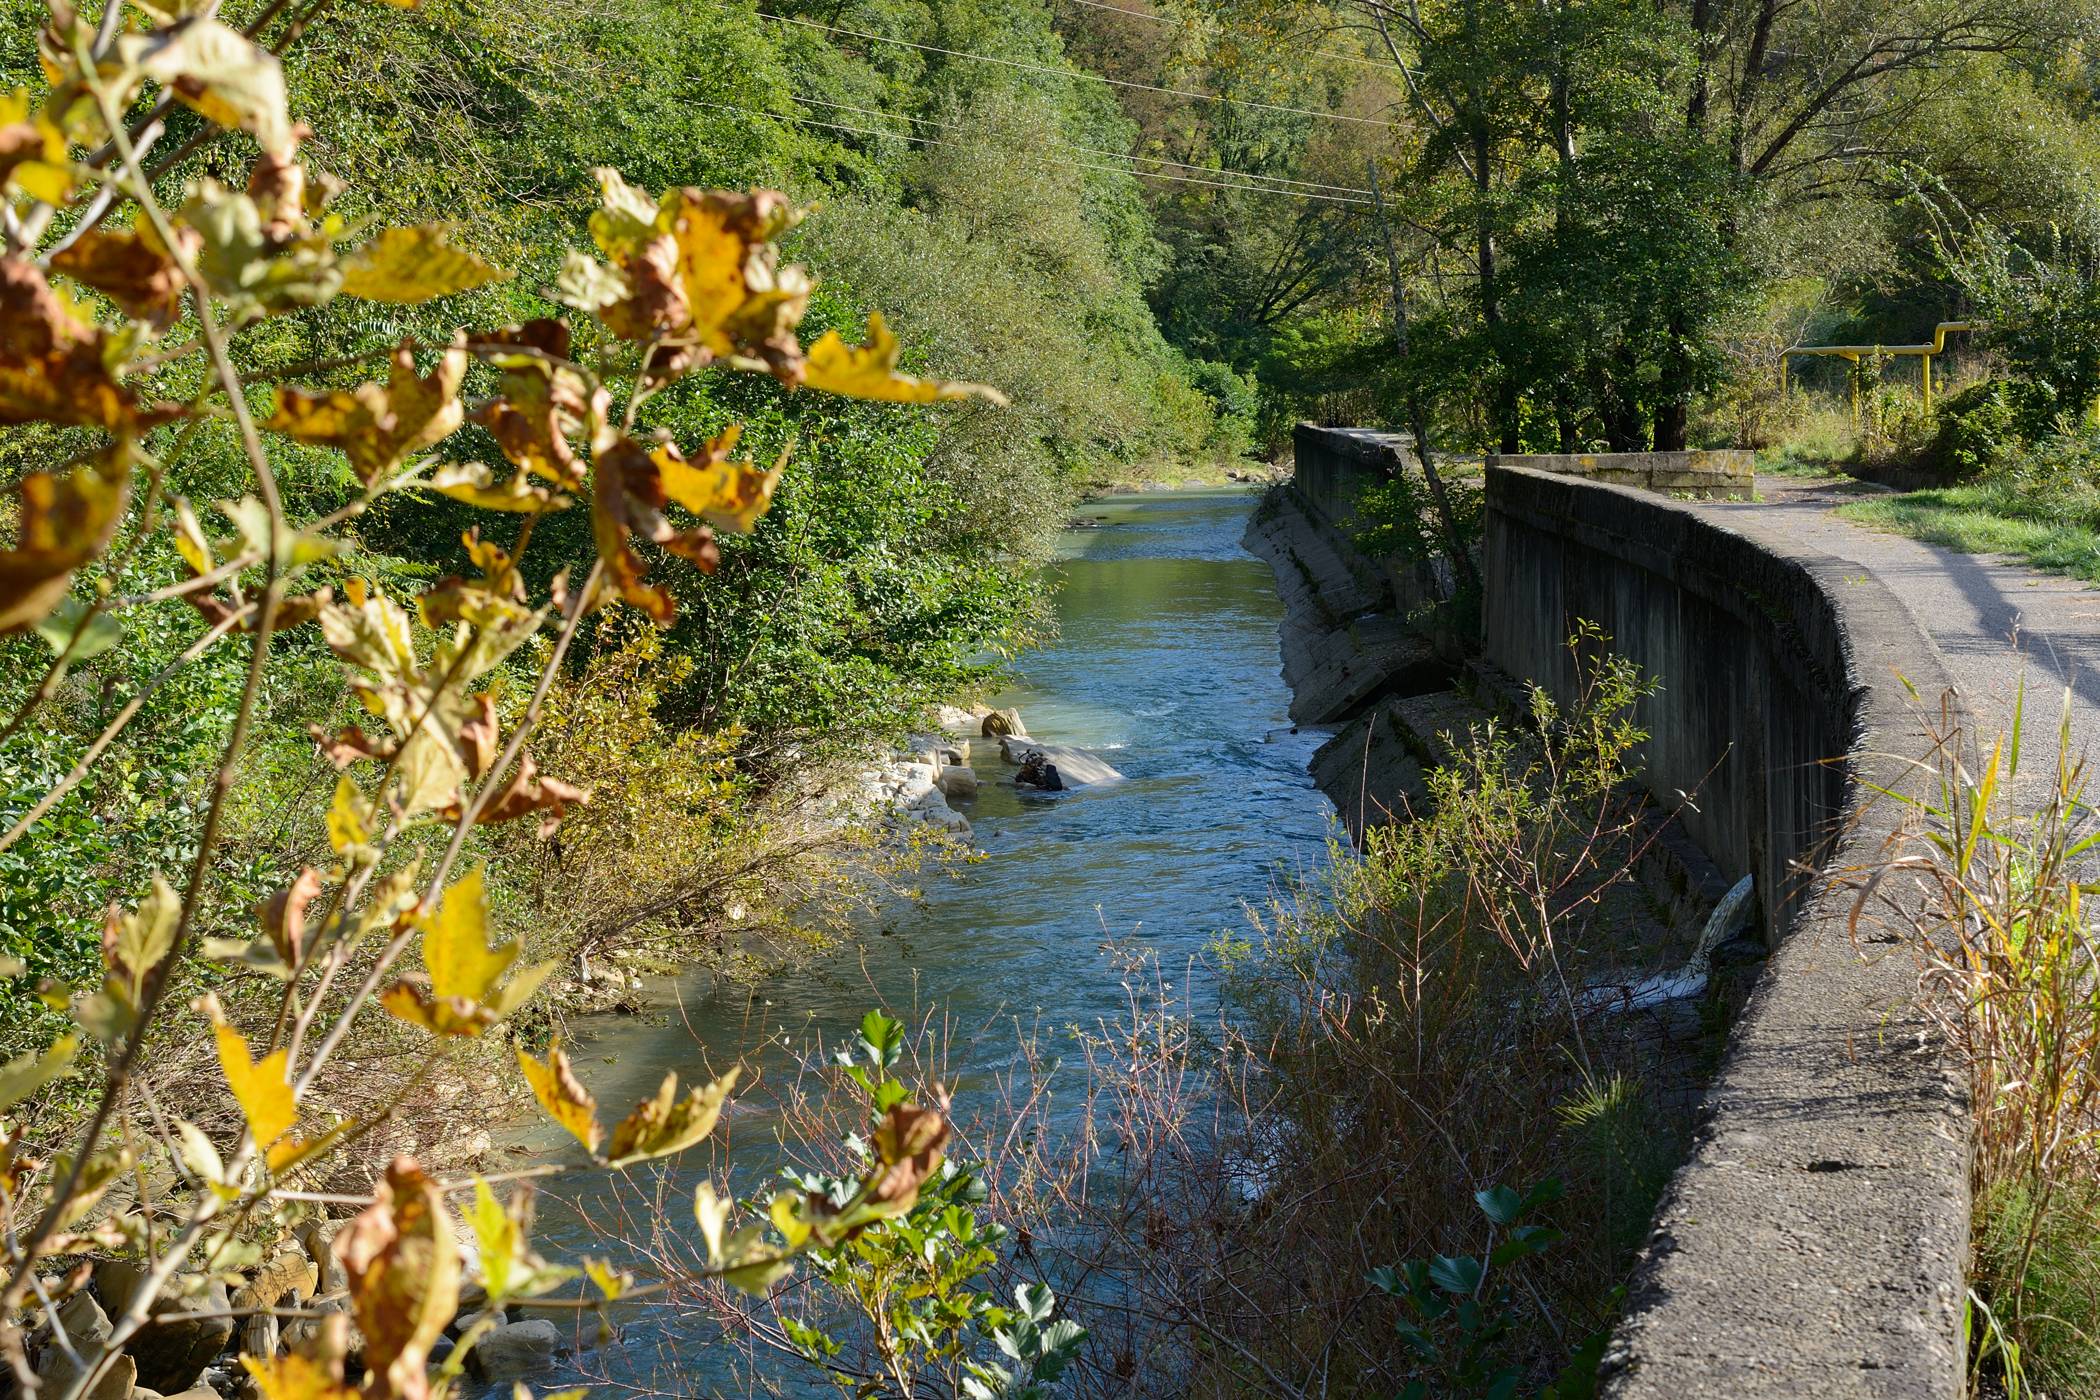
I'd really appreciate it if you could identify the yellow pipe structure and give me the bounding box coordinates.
[1778,321,1978,425]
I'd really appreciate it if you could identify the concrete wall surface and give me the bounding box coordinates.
[1485,449,1755,499]
[1484,465,1968,1399]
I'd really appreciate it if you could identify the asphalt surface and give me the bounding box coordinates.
[1701,475,2100,798]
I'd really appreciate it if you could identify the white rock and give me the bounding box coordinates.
[935,765,978,802]
[999,740,1124,787]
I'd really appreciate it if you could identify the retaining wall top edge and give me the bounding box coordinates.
[1482,465,1969,1400]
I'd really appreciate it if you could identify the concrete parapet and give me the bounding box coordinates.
[1486,449,1754,500]
[1483,465,1966,1400]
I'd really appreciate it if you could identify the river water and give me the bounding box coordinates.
[511,488,1333,1392]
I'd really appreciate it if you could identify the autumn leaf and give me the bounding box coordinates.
[427,461,568,514]
[653,424,785,533]
[50,224,184,328]
[516,1041,601,1156]
[335,1157,459,1400]
[591,428,718,624]
[423,866,509,1004]
[119,18,295,157]
[0,89,71,203]
[865,1100,950,1218]
[470,321,589,488]
[255,867,323,969]
[476,753,590,838]
[606,1066,739,1168]
[0,450,130,635]
[200,993,305,1171]
[0,258,171,434]
[340,225,508,304]
[693,1181,797,1296]
[104,875,181,1001]
[181,180,342,318]
[266,338,467,483]
[467,1178,575,1303]
[241,1352,357,1400]
[327,776,371,857]
[803,313,1005,405]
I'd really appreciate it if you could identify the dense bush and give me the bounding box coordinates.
[1928,380,2022,479]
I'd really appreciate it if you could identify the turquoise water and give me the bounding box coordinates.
[508,488,1334,1391]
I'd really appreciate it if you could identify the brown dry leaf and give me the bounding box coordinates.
[516,1042,602,1156]
[803,312,1005,405]
[377,979,497,1039]
[471,320,588,487]
[866,1100,950,1217]
[0,446,130,634]
[267,338,467,484]
[256,866,323,969]
[590,428,716,624]
[334,1157,459,1400]
[49,224,184,329]
[0,258,170,434]
[606,1066,739,1168]
[476,752,589,837]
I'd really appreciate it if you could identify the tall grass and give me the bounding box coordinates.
[1862,688,2100,1396]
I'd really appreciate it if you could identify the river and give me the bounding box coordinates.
[508,487,1334,1393]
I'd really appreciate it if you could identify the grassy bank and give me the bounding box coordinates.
[1836,483,2100,583]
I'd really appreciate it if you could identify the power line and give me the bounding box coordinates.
[755,10,1404,130]
[693,97,1378,205]
[784,90,1374,196]
[1050,0,1394,73]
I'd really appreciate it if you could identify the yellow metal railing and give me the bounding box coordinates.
[1779,321,1978,425]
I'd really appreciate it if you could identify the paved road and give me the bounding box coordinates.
[1700,475,2100,797]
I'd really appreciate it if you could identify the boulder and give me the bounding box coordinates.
[933,705,980,735]
[295,1222,347,1295]
[934,765,977,802]
[232,1249,316,1312]
[1001,740,1123,788]
[239,1313,278,1361]
[981,708,1026,739]
[124,1278,233,1394]
[37,1291,133,1400]
[465,1319,563,1382]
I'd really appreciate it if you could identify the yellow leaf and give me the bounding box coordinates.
[803,313,1005,406]
[427,461,568,514]
[768,1192,811,1250]
[267,339,467,484]
[516,1042,601,1156]
[0,445,132,635]
[606,1067,739,1168]
[421,865,515,1005]
[339,226,509,304]
[0,1033,77,1114]
[587,168,660,261]
[378,980,496,1038]
[693,1182,731,1263]
[653,426,784,534]
[583,1257,631,1301]
[487,958,556,1018]
[326,776,370,856]
[171,497,214,577]
[202,994,303,1170]
[242,1354,357,1400]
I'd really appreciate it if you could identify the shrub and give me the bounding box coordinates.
[1928,379,2021,479]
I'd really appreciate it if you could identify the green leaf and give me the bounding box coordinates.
[0,1033,78,1113]
[1427,1254,1484,1295]
[34,596,120,660]
[1475,1184,1524,1225]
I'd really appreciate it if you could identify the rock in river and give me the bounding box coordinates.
[467,1319,564,1381]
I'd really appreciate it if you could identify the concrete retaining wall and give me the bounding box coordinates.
[1484,465,1968,1399]
[1485,449,1754,499]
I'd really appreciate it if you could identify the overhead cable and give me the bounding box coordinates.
[692,98,1378,205]
[755,10,1405,129]
[785,91,1375,196]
